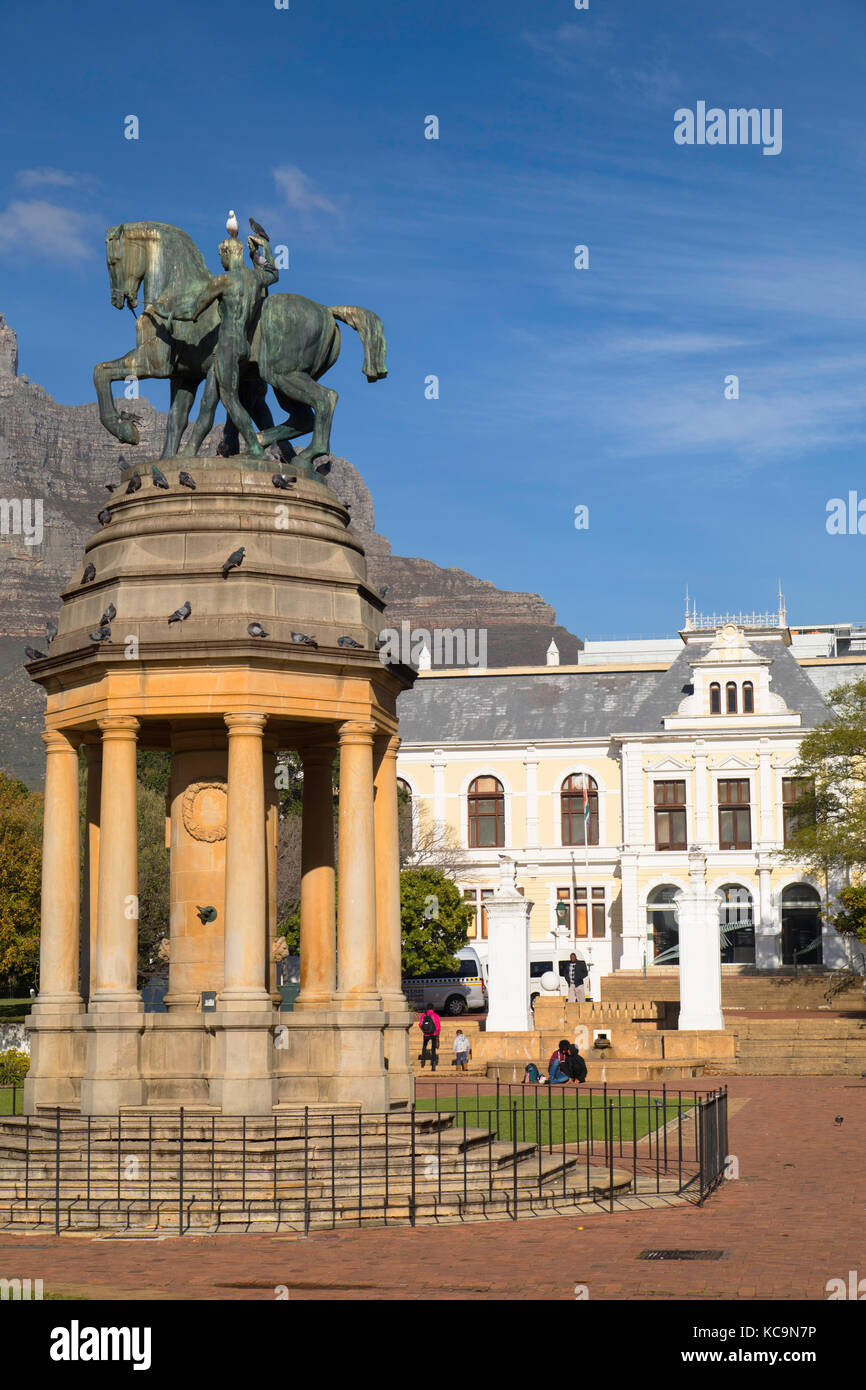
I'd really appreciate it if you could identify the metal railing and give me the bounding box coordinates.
[0,1085,728,1235]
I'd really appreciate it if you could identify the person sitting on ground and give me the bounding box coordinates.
[453,1028,471,1071]
[524,1062,543,1084]
[548,1039,573,1084]
[565,1043,588,1084]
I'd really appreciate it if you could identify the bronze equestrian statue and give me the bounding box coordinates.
[93,219,387,473]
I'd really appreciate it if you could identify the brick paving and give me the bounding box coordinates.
[0,1076,862,1300]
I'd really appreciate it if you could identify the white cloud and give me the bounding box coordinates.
[0,200,92,261]
[15,167,84,189]
[273,165,339,218]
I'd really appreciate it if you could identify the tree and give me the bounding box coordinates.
[400,866,473,976]
[0,771,43,986]
[825,884,866,943]
[782,676,866,880]
[136,778,170,981]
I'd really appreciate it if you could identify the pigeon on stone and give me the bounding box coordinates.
[247,622,269,639]
[222,546,245,577]
[378,585,389,598]
[89,625,112,643]
[104,481,119,493]
[249,217,270,241]
[119,409,142,426]
[226,210,239,238]
[338,636,363,649]
[835,1115,844,1125]
[291,631,318,648]
[152,464,169,490]
[315,459,332,476]
[168,601,191,625]
[272,473,297,490]
[97,507,112,526]
[81,563,96,585]
[99,603,117,627]
[45,619,58,646]
[126,472,142,494]
[196,905,218,924]
[178,470,196,490]
[25,646,46,661]
[375,637,387,650]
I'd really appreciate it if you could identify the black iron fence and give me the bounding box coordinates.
[0,1085,23,1116]
[0,1085,728,1236]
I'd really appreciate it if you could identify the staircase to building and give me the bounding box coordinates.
[0,1107,632,1233]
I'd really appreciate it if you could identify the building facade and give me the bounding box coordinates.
[395,615,864,997]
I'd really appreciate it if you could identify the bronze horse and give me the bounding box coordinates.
[93,222,387,469]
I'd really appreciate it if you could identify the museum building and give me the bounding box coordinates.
[394,608,866,998]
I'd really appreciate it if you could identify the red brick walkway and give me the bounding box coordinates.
[0,1076,862,1300]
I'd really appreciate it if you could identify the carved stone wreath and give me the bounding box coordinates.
[182,781,228,842]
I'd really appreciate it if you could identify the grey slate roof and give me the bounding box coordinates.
[396,640,835,744]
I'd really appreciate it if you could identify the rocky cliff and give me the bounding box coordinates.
[0,313,581,786]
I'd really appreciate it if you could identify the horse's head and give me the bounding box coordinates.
[105,224,148,311]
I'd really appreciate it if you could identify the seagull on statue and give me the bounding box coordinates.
[226,210,239,238]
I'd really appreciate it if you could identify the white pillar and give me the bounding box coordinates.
[618,851,643,970]
[677,848,724,1030]
[759,740,774,844]
[694,742,709,842]
[524,746,539,849]
[485,856,533,1032]
[432,748,446,843]
[755,854,779,968]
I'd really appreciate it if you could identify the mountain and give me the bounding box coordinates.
[0,314,581,786]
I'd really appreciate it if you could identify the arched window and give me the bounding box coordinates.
[467,776,505,848]
[710,682,721,714]
[397,778,413,853]
[646,885,680,964]
[718,884,755,964]
[726,681,738,713]
[781,884,822,965]
[742,681,754,713]
[561,774,599,846]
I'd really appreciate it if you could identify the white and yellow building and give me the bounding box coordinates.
[395,612,864,1001]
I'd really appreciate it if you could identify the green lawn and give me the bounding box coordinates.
[0,998,31,1023]
[0,1086,24,1116]
[416,1091,695,1144]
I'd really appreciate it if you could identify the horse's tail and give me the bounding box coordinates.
[329,306,388,381]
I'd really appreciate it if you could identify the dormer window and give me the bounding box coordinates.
[743,681,754,713]
[710,682,721,714]
[726,682,738,714]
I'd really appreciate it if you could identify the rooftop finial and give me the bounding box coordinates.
[684,584,691,629]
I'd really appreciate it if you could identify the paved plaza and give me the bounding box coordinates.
[0,1075,861,1301]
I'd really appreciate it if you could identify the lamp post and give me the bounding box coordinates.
[555,898,569,939]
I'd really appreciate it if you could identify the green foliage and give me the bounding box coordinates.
[783,677,866,878]
[137,750,171,797]
[278,908,300,954]
[828,884,866,941]
[0,1047,30,1085]
[400,867,473,976]
[0,771,43,984]
[136,778,170,981]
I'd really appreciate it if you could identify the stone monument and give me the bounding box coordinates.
[485,856,533,1033]
[23,214,415,1115]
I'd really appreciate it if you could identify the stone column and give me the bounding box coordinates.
[220,713,270,1010]
[80,740,101,1007]
[81,716,143,1114]
[485,856,533,1032]
[91,716,141,1010]
[524,746,539,849]
[334,721,379,1008]
[295,745,337,1009]
[677,848,724,1031]
[374,735,405,1009]
[35,730,83,1011]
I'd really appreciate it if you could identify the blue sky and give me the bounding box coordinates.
[2,0,866,639]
